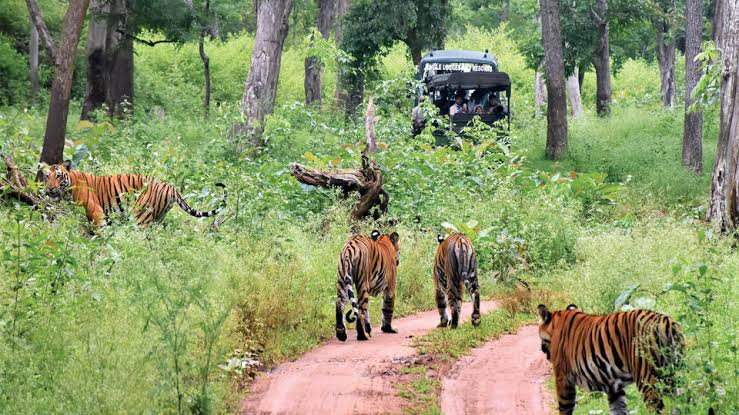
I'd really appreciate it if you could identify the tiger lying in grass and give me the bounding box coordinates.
[41,161,226,227]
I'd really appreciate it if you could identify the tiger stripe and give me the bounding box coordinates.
[538,304,684,415]
[42,161,226,227]
[434,233,480,328]
[335,230,400,342]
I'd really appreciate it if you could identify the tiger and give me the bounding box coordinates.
[434,233,480,328]
[335,230,400,342]
[41,160,226,227]
[537,304,684,415]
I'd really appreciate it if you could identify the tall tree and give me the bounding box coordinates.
[682,0,703,172]
[340,0,448,116]
[708,0,739,230]
[653,0,680,108]
[233,0,293,149]
[29,22,39,105]
[304,0,334,106]
[80,0,134,119]
[333,0,351,108]
[540,0,568,159]
[566,70,584,118]
[591,0,612,115]
[25,0,56,62]
[38,0,90,167]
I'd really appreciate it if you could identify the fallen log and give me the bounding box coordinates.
[1,154,44,206]
[290,153,389,221]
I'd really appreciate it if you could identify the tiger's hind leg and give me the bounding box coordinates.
[356,287,370,341]
[467,274,481,327]
[607,390,628,415]
[381,283,397,334]
[335,296,347,342]
[449,280,463,329]
[434,268,449,328]
[364,309,372,337]
[435,285,449,328]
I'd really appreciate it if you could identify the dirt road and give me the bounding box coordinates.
[241,301,498,415]
[440,325,553,415]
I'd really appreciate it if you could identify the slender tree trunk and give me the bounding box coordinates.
[334,0,351,108]
[566,70,584,118]
[682,0,703,172]
[38,0,91,168]
[304,0,334,106]
[199,33,211,119]
[501,0,510,21]
[578,64,585,95]
[712,0,724,46]
[29,22,40,106]
[540,0,568,159]
[232,0,293,150]
[592,0,612,116]
[708,0,739,230]
[26,0,56,62]
[655,22,677,108]
[534,68,547,117]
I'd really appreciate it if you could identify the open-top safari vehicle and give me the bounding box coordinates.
[413,50,512,143]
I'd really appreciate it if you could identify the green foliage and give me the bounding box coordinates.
[690,41,722,112]
[0,35,28,105]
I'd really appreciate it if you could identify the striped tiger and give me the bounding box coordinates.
[434,233,480,328]
[537,304,684,415]
[335,230,400,342]
[41,161,226,227]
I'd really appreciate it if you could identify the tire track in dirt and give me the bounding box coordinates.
[440,325,553,415]
[241,301,498,415]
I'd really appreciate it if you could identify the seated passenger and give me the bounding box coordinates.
[411,96,427,136]
[487,95,506,116]
[449,92,467,117]
[473,105,484,115]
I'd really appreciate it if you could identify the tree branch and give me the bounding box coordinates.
[1,155,44,206]
[115,29,178,46]
[26,0,56,63]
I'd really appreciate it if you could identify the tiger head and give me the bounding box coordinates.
[42,160,73,200]
[371,230,400,265]
[537,304,579,361]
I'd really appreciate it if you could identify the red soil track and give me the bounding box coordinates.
[241,301,498,415]
[440,325,553,415]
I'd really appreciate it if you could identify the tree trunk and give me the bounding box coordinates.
[405,27,423,66]
[81,0,109,120]
[566,71,583,118]
[364,96,377,152]
[304,0,333,107]
[80,0,134,120]
[334,0,351,108]
[708,0,739,231]
[30,22,39,106]
[199,33,211,119]
[578,64,585,95]
[26,0,56,63]
[501,0,510,21]
[592,0,612,116]
[712,0,724,47]
[655,22,677,108]
[38,0,90,169]
[540,0,568,159]
[233,0,292,150]
[682,0,703,173]
[534,68,547,117]
[107,0,134,118]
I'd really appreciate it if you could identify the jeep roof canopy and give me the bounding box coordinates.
[428,72,511,93]
[417,49,498,79]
